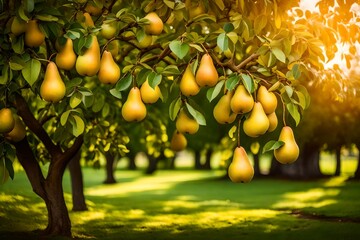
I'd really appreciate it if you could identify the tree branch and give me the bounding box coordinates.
[236,53,260,70]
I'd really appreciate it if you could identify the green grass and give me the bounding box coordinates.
[1,166,360,240]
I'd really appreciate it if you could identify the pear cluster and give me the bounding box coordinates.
[0,108,26,142]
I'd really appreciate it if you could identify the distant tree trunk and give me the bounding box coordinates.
[203,149,212,170]
[194,150,202,169]
[145,154,158,174]
[353,143,360,179]
[127,151,137,170]
[268,156,282,177]
[103,152,116,184]
[68,150,87,211]
[253,153,261,176]
[334,146,341,176]
[169,154,176,169]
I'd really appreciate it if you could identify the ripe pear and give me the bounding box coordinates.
[122,87,147,122]
[170,131,187,152]
[101,22,117,39]
[98,50,120,84]
[257,86,277,114]
[228,147,254,183]
[4,115,26,142]
[267,112,278,132]
[180,65,200,96]
[25,20,45,47]
[0,108,15,133]
[144,12,163,35]
[40,62,66,103]
[274,126,299,164]
[76,35,101,76]
[176,109,199,134]
[230,84,254,114]
[55,38,77,70]
[11,16,27,36]
[83,12,95,27]
[195,54,218,87]
[85,3,102,16]
[140,79,161,104]
[243,102,269,137]
[213,91,237,124]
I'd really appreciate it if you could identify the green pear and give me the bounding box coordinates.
[144,12,163,35]
[10,16,27,36]
[176,109,199,134]
[122,87,147,122]
[213,91,237,124]
[55,38,77,70]
[228,147,254,183]
[4,115,26,142]
[101,22,117,39]
[170,131,187,152]
[137,34,153,48]
[76,35,101,76]
[180,64,200,96]
[230,84,254,114]
[98,50,121,84]
[0,108,15,133]
[243,102,269,137]
[195,54,218,87]
[257,86,277,114]
[40,61,66,103]
[274,126,299,164]
[25,20,45,47]
[267,112,278,132]
[140,79,161,104]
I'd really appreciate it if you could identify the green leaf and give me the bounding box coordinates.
[35,14,58,22]
[254,15,267,34]
[164,0,175,8]
[148,73,162,89]
[286,102,301,126]
[60,110,71,126]
[207,80,225,102]
[169,40,190,59]
[22,59,41,87]
[225,74,240,91]
[92,95,105,112]
[217,32,229,52]
[185,102,206,126]
[262,140,284,153]
[169,97,182,121]
[223,23,234,33]
[0,65,10,85]
[292,64,301,80]
[72,115,85,137]
[11,35,24,54]
[295,91,306,110]
[284,85,294,98]
[5,157,14,180]
[116,74,132,92]
[70,91,82,108]
[24,0,34,13]
[214,0,225,10]
[102,103,110,118]
[271,47,286,63]
[241,74,254,93]
[109,88,122,99]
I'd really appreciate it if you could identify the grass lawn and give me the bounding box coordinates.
[1,163,360,239]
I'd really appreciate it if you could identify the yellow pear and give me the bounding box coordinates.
[25,20,45,47]
[213,91,237,124]
[11,16,27,36]
[243,102,269,137]
[75,35,101,76]
[230,84,254,114]
[122,87,147,122]
[98,50,120,84]
[176,109,199,134]
[140,79,161,104]
[137,34,153,49]
[40,62,66,103]
[101,22,117,39]
[83,12,95,27]
[55,38,77,70]
[170,131,187,152]
[180,65,200,96]
[257,85,277,114]
[228,147,254,183]
[195,54,218,87]
[85,3,102,16]
[0,108,15,133]
[274,126,299,164]
[267,112,278,132]
[144,12,163,35]
[4,115,26,142]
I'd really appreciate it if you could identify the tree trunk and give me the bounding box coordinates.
[127,152,137,170]
[194,150,202,169]
[268,156,282,177]
[145,154,158,174]
[253,153,261,176]
[334,146,341,176]
[68,150,87,211]
[354,143,360,179]
[203,149,212,170]
[103,152,117,184]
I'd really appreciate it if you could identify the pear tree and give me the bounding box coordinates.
[0,0,353,237]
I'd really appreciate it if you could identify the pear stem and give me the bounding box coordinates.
[237,117,242,148]
[276,92,287,127]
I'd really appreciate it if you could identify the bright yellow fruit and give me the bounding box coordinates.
[243,102,269,137]
[195,54,218,87]
[85,3,102,16]
[170,131,187,152]
[25,20,45,47]
[10,16,27,36]
[122,87,147,122]
[274,126,299,164]
[55,38,77,70]
[144,12,163,35]
[140,79,161,104]
[83,12,95,27]
[0,108,15,133]
[267,112,278,132]
[228,147,254,183]
[176,109,199,134]
[98,50,120,84]
[213,91,237,124]
[40,61,66,103]
[76,35,101,76]
[230,84,254,114]
[180,64,200,96]
[257,85,277,114]
[4,115,26,142]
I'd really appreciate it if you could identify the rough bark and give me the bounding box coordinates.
[68,150,88,211]
[194,150,202,169]
[334,146,341,176]
[103,152,117,184]
[253,153,261,177]
[127,151,137,170]
[203,149,212,170]
[145,154,159,175]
